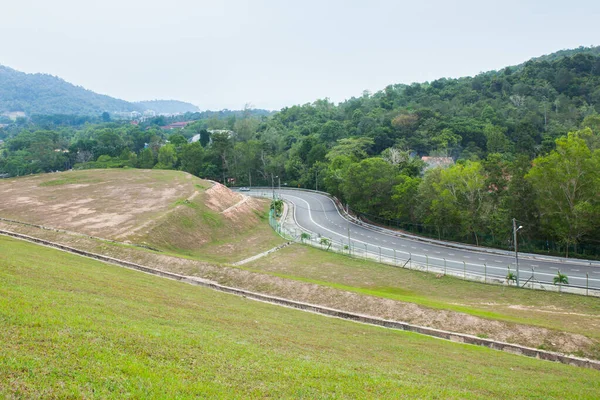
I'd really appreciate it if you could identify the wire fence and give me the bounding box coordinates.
[347,206,600,260]
[252,189,600,297]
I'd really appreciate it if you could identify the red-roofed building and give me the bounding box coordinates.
[161,121,192,130]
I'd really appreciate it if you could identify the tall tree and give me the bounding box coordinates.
[526,129,600,255]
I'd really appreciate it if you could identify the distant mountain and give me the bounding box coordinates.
[135,100,199,114]
[0,65,199,117]
[0,65,142,116]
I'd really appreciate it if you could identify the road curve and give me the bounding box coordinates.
[245,188,600,291]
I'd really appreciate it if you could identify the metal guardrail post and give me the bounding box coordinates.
[484,263,487,283]
[463,261,466,279]
[444,258,446,275]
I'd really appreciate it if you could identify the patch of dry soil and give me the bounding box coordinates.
[0,170,200,239]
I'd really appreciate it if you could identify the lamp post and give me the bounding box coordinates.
[271,173,275,199]
[513,218,523,287]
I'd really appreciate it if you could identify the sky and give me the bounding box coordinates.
[2,0,600,111]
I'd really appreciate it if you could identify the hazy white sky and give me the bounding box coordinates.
[2,0,599,110]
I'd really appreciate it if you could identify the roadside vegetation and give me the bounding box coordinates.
[1,235,599,398]
[246,244,600,343]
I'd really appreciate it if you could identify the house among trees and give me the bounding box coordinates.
[161,121,192,130]
[421,156,454,170]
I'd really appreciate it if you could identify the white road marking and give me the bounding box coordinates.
[283,193,600,285]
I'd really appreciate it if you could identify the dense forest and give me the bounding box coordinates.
[0,65,199,115]
[2,47,600,257]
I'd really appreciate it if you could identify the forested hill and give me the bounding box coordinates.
[134,100,199,114]
[264,45,600,160]
[0,65,199,116]
[0,65,141,115]
[526,45,600,64]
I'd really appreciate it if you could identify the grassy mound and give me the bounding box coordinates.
[0,169,282,263]
[1,235,599,398]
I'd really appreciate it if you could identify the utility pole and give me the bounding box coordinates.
[271,173,275,199]
[249,171,252,189]
[315,170,318,191]
[513,218,523,287]
[347,218,351,251]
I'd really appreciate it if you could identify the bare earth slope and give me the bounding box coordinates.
[0,169,281,261]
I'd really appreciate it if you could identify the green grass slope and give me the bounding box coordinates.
[247,245,600,343]
[1,235,599,398]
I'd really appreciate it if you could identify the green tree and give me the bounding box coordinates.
[156,144,178,169]
[526,130,600,255]
[179,142,204,177]
[326,137,374,162]
[137,148,156,169]
[340,157,400,218]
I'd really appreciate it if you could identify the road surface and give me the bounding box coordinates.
[245,188,600,291]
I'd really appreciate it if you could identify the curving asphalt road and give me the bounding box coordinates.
[245,188,600,291]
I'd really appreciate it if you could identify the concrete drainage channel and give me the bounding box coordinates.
[2,229,599,371]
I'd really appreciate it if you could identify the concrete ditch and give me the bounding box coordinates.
[2,228,599,371]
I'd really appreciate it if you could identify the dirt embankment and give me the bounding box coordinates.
[0,169,199,239]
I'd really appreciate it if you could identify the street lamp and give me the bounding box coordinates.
[512,218,523,287]
[271,173,275,199]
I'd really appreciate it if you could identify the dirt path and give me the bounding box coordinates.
[233,242,293,266]
[220,195,250,214]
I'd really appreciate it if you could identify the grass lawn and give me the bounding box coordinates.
[246,245,600,341]
[139,199,284,264]
[1,235,599,398]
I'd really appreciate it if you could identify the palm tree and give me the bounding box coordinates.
[553,270,569,293]
[320,237,331,251]
[506,268,517,286]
